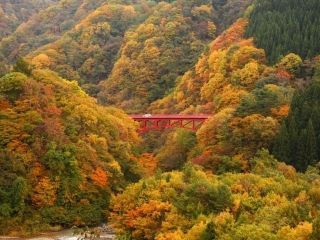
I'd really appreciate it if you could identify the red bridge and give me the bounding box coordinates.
[130,114,210,133]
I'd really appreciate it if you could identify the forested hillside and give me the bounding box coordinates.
[246,0,320,63]
[98,0,254,112]
[0,63,140,234]
[111,153,320,240]
[1,0,253,95]
[149,18,320,174]
[98,0,216,112]
[28,2,150,95]
[0,0,320,238]
[0,0,59,40]
[212,0,254,30]
[0,0,108,75]
[273,68,320,171]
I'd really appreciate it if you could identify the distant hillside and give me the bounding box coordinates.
[27,1,155,95]
[98,0,217,112]
[0,0,107,74]
[0,0,59,40]
[96,0,254,112]
[212,0,254,31]
[0,0,254,89]
[148,17,319,172]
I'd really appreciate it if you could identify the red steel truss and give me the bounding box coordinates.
[130,114,210,133]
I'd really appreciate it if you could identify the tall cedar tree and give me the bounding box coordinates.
[246,0,320,63]
[273,83,320,171]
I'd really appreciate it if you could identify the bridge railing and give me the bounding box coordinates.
[130,114,210,133]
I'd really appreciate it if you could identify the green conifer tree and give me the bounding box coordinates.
[12,58,32,76]
[200,222,216,240]
[306,120,318,166]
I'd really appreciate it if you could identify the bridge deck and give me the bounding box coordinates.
[130,114,210,120]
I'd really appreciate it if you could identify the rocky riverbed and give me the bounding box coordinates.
[0,225,116,240]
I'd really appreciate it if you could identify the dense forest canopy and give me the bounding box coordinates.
[246,0,320,63]
[273,73,320,171]
[0,64,141,234]
[98,0,217,112]
[27,2,150,95]
[0,0,254,94]
[0,0,320,238]
[0,0,59,40]
[0,0,108,75]
[97,0,254,111]
[111,152,320,240]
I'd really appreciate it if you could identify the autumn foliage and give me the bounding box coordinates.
[92,167,108,187]
[111,153,320,239]
[0,0,320,238]
[0,69,139,234]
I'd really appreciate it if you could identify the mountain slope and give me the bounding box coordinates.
[0,0,320,237]
[98,0,217,112]
[212,0,254,31]
[246,0,320,63]
[149,16,319,173]
[273,71,320,171]
[110,155,320,240]
[97,0,256,112]
[0,0,107,73]
[27,1,153,94]
[149,18,254,114]
[0,68,139,234]
[0,0,59,40]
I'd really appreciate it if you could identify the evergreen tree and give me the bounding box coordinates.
[311,106,320,133]
[273,123,290,164]
[10,177,29,215]
[12,58,32,76]
[296,129,307,171]
[306,120,318,166]
[200,222,217,240]
[246,0,320,63]
[287,116,299,166]
[272,81,320,171]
